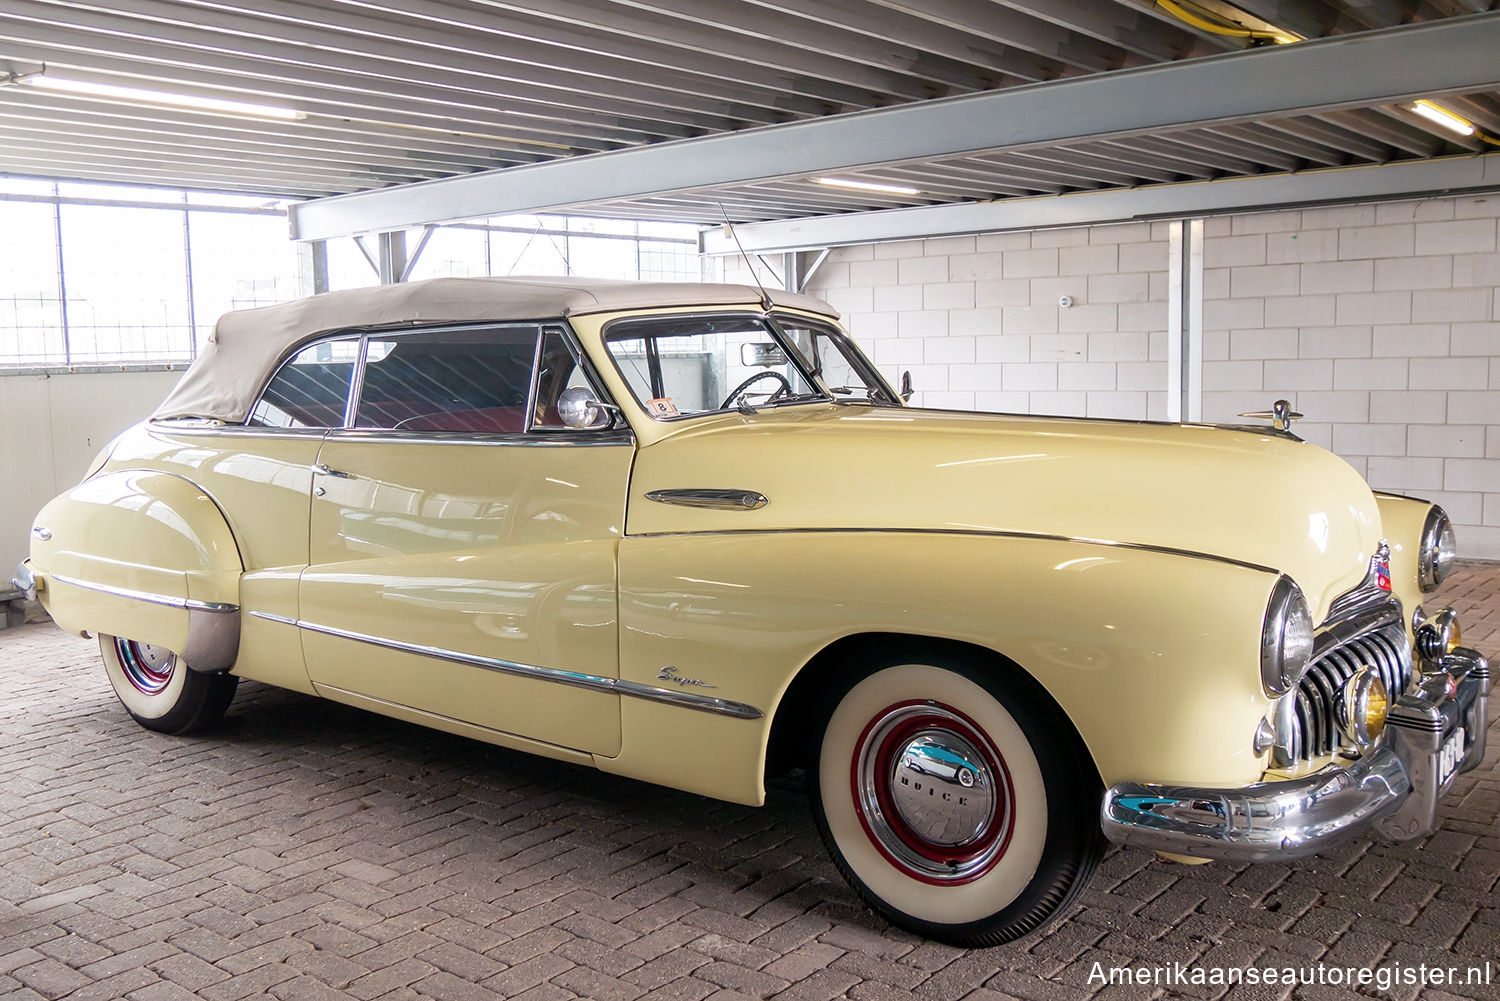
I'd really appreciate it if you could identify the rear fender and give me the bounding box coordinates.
[29,470,243,671]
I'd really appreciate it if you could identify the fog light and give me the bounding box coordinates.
[1416,608,1462,664]
[1336,667,1388,748]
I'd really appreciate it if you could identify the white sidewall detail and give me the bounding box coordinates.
[819,663,1048,926]
[100,635,188,720]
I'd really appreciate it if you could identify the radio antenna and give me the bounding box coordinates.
[717,202,774,311]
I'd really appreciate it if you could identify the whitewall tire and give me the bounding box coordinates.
[810,649,1104,946]
[99,635,239,735]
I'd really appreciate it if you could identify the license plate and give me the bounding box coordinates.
[1438,725,1467,786]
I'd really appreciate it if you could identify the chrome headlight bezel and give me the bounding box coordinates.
[1418,506,1456,592]
[1261,576,1315,696]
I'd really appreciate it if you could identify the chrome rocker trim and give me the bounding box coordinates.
[47,572,241,673]
[249,612,764,720]
[1101,648,1488,862]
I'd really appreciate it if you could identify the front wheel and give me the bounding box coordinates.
[810,652,1104,946]
[99,635,238,735]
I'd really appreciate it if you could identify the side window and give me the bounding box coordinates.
[533,327,610,430]
[247,337,360,429]
[353,326,539,433]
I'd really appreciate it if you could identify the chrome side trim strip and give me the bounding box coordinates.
[645,488,769,511]
[321,429,635,447]
[248,611,763,720]
[625,527,1277,575]
[50,573,238,614]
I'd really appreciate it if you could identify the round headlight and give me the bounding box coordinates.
[1336,667,1388,748]
[1418,506,1456,592]
[1261,576,1315,696]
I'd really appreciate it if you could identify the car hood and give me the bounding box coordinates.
[625,405,1383,622]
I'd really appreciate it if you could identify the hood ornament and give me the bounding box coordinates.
[1239,399,1304,435]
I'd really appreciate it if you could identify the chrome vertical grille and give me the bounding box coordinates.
[1287,618,1412,763]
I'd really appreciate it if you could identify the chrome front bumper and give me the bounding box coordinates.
[10,561,37,601]
[1101,648,1490,862]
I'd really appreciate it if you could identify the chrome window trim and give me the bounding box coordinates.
[245,331,364,431]
[150,422,330,441]
[50,573,238,614]
[249,611,763,720]
[320,428,635,447]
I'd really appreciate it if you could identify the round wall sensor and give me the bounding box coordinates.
[1058,295,1074,308]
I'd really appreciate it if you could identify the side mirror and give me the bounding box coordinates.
[741,342,789,368]
[900,370,914,404]
[557,386,615,429]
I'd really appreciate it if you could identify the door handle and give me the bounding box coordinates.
[311,463,355,479]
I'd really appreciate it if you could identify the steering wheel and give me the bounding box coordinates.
[720,370,792,410]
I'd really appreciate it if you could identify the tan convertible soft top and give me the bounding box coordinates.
[153,276,839,423]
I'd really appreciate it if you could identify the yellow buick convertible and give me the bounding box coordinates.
[15,278,1490,946]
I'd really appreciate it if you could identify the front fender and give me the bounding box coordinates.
[605,531,1278,805]
[29,469,243,670]
[1375,492,1437,638]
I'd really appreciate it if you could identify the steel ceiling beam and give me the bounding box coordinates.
[698,153,1500,254]
[288,14,1500,240]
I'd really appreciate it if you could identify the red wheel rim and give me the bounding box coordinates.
[115,638,175,696]
[849,700,1014,885]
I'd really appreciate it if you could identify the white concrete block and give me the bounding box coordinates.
[898,255,949,285]
[872,338,924,365]
[1300,260,1374,295]
[1151,221,1172,240]
[1294,390,1370,422]
[847,311,897,339]
[1116,360,1166,391]
[1264,295,1336,327]
[1263,359,1334,391]
[873,282,923,312]
[1449,391,1500,423]
[924,337,976,365]
[1088,222,1153,244]
[920,390,976,411]
[975,335,1031,363]
[1413,289,1493,323]
[1414,219,1498,256]
[1338,224,1414,261]
[1367,456,1444,490]
[830,244,875,261]
[1204,217,1232,237]
[974,279,1032,307]
[1488,427,1500,458]
[1333,358,1409,391]
[874,239,926,259]
[1332,423,1408,457]
[903,363,950,391]
[1409,357,1488,391]
[1453,252,1500,288]
[897,310,948,338]
[1201,390,1271,423]
[1202,267,1231,299]
[1028,391,1087,416]
[1302,204,1377,229]
[1204,297,1265,331]
[1427,492,1482,527]
[1449,321,1500,356]
[1029,333,1088,362]
[924,235,976,255]
[1444,458,1500,493]
[1374,391,1447,424]
[849,259,899,287]
[1230,328,1299,360]
[1058,244,1118,276]
[1058,303,1118,334]
[1457,526,1500,560]
[947,363,1006,390]
[1030,277,1077,306]
[1145,392,1169,421]
[923,281,975,310]
[1293,422,1333,451]
[1085,390,1148,419]
[1088,331,1149,362]
[1001,305,1059,334]
[1299,325,1372,358]
[948,252,1006,281]
[1203,360,1263,392]
[1372,256,1452,291]
[1376,199,1455,224]
[808,261,851,290]
[975,231,1031,251]
[1204,234,1267,269]
[1031,227,1090,248]
[1001,362,1058,391]
[1266,229,1339,264]
[1058,361,1118,391]
[1335,291,1412,326]
[1372,323,1448,357]
[1003,248,1059,278]
[1408,425,1484,458]
[1231,210,1303,234]
[950,308,1006,337]
[1203,330,1228,362]
[1089,272,1151,303]
[822,286,873,315]
[1117,240,1168,274]
[1148,330,1169,362]
[973,390,1030,413]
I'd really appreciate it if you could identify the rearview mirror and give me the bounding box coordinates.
[741,342,789,368]
[556,387,615,429]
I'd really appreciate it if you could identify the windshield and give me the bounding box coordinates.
[774,314,900,407]
[603,312,892,419]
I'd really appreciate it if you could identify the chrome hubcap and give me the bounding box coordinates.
[853,701,1014,884]
[116,639,176,696]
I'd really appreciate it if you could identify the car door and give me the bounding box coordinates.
[298,323,633,755]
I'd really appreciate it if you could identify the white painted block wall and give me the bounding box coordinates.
[729,192,1500,558]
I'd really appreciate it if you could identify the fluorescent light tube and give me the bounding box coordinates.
[1411,100,1475,137]
[814,176,921,196]
[27,75,305,121]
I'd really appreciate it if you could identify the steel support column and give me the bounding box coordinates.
[377,230,406,286]
[1166,219,1203,424]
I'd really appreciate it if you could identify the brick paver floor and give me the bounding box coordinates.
[2,565,1498,1001]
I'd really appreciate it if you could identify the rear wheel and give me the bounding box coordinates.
[99,635,238,735]
[810,651,1104,946]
